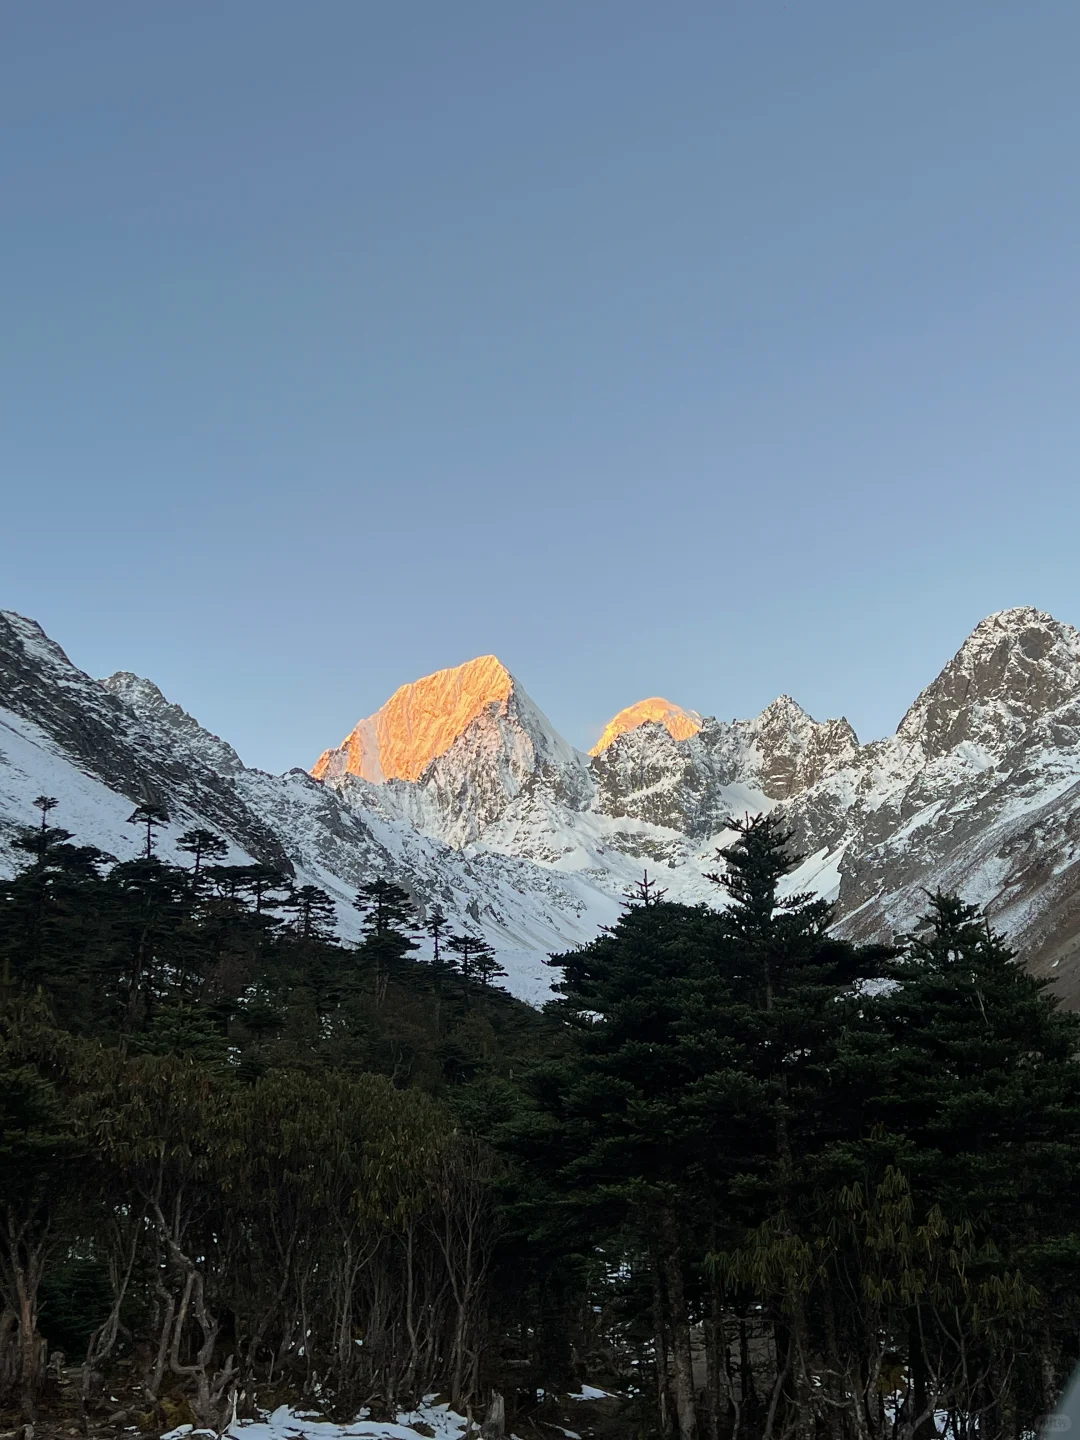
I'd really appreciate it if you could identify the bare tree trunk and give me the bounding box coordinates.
[762,1327,792,1440]
[82,1210,144,1420]
[2,1207,49,1422]
[144,1198,235,1430]
[147,1273,175,1403]
[909,1310,938,1440]
[652,1262,673,1437]
[402,1225,420,1399]
[481,1392,505,1440]
[17,1282,41,1422]
[0,1309,19,1401]
[703,1275,724,1440]
[658,1207,698,1440]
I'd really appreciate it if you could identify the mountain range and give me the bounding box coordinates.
[3,604,1080,1004]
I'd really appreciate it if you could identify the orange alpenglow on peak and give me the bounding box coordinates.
[589,697,703,756]
[312,655,515,785]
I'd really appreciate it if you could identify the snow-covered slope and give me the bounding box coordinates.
[0,614,616,1002]
[7,605,1080,1005]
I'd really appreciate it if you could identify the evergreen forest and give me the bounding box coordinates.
[3,798,1080,1440]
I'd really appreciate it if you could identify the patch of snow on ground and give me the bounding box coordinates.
[167,1400,473,1440]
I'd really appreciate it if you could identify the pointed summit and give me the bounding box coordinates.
[102,671,244,774]
[748,694,859,798]
[312,655,517,784]
[590,697,702,756]
[897,607,1080,759]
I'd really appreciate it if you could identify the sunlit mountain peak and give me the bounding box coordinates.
[589,697,702,757]
[312,654,516,784]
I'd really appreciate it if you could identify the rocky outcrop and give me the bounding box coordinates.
[102,671,245,776]
[586,695,858,835]
[896,607,1080,762]
[772,609,1080,1003]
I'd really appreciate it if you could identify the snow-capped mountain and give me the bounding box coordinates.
[5,604,1080,1004]
[313,655,591,849]
[0,614,616,1001]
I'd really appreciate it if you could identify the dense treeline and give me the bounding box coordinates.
[0,799,544,1427]
[3,799,1080,1440]
[512,820,1080,1440]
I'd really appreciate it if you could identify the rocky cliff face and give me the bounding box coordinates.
[7,604,1080,1004]
[102,671,245,776]
[314,656,593,849]
[772,608,1080,1002]
[313,655,519,785]
[0,611,291,868]
[896,608,1080,761]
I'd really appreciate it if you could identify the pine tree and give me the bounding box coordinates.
[30,796,59,861]
[0,826,107,1021]
[471,938,506,989]
[176,827,229,880]
[240,864,291,914]
[425,903,448,965]
[705,812,892,1169]
[513,886,720,1440]
[126,800,170,859]
[860,893,1080,1419]
[447,930,504,988]
[702,813,892,1437]
[354,877,418,936]
[424,904,451,1032]
[447,931,481,983]
[204,863,250,901]
[106,856,191,1028]
[355,879,419,1005]
[282,884,337,942]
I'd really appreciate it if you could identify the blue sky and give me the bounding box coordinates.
[3,2,1080,770]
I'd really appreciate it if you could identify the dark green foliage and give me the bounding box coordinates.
[0,999,85,1416]
[354,877,418,936]
[471,939,507,988]
[500,818,1080,1440]
[0,807,558,1424]
[37,1255,112,1357]
[5,798,1080,1440]
[282,882,337,940]
[125,799,170,859]
[446,930,504,987]
[176,827,229,878]
[425,902,448,962]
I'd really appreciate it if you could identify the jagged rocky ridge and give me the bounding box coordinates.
[5,606,1080,1003]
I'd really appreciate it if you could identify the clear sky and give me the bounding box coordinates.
[3,2,1080,771]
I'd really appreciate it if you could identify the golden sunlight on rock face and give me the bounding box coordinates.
[589,697,702,756]
[312,655,514,784]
